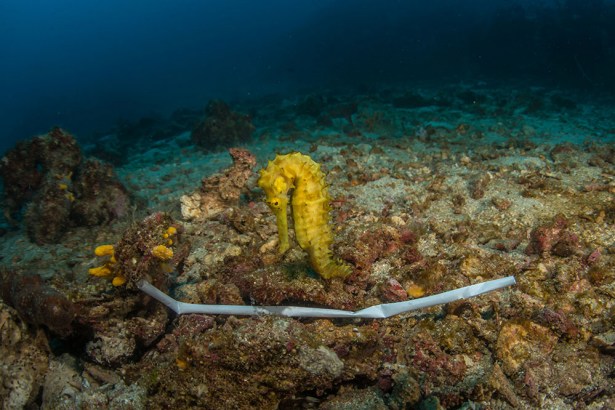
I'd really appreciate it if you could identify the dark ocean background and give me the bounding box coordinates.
[1,0,614,155]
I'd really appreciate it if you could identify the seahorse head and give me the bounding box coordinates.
[258,167,292,253]
[259,171,291,211]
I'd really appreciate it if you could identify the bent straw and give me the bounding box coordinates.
[138,276,516,319]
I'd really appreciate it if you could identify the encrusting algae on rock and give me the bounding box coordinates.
[258,152,351,279]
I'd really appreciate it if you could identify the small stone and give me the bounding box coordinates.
[390,215,405,226]
[585,248,601,266]
[259,238,278,254]
[380,278,408,302]
[298,345,344,379]
[491,196,512,211]
[496,321,557,375]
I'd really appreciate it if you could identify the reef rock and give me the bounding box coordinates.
[0,127,131,244]
[0,270,76,336]
[0,301,50,409]
[180,148,256,221]
[191,100,255,150]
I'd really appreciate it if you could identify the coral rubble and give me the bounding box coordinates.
[1,85,614,409]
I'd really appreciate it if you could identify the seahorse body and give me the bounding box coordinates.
[258,152,351,279]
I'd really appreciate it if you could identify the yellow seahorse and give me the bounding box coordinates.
[258,152,351,279]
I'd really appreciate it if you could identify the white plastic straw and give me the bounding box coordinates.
[138,276,515,319]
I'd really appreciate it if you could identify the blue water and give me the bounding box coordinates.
[1,0,614,154]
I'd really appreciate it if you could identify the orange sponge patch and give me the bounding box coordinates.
[152,244,174,260]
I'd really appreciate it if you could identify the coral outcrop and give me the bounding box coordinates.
[180,148,256,221]
[0,300,50,409]
[0,127,131,244]
[191,100,255,150]
[89,212,189,289]
[0,269,76,336]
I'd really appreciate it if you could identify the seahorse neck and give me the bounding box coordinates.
[279,158,303,192]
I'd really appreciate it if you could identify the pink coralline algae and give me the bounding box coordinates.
[525,214,580,257]
[379,278,408,302]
